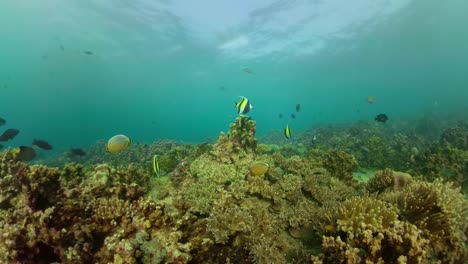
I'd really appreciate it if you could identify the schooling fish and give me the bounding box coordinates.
[0,117,5,126]
[296,104,301,112]
[16,146,36,161]
[284,124,291,139]
[291,113,296,119]
[0,129,19,141]
[70,148,86,157]
[278,113,283,119]
[235,96,253,115]
[32,139,53,150]
[84,51,93,55]
[375,114,388,123]
[106,134,131,153]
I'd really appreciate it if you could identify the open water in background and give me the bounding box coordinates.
[0,0,467,155]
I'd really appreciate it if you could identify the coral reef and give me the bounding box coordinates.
[312,180,468,263]
[367,168,413,193]
[321,149,357,184]
[1,117,467,263]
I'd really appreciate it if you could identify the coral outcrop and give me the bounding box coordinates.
[1,117,467,263]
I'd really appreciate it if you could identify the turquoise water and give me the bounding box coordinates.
[1,0,467,153]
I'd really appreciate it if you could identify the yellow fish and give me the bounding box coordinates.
[106,134,131,153]
[250,162,269,176]
[153,154,160,176]
[235,96,253,115]
[284,124,291,139]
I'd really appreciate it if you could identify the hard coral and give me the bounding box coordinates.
[381,180,468,262]
[228,116,257,152]
[322,149,357,184]
[367,168,413,193]
[440,124,468,150]
[312,197,429,263]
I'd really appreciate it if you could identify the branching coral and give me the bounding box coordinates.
[322,149,357,184]
[381,180,468,262]
[227,116,257,153]
[1,118,467,263]
[367,168,413,193]
[311,197,430,263]
[302,168,355,206]
[440,125,468,150]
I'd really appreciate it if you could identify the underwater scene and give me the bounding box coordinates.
[1,0,468,263]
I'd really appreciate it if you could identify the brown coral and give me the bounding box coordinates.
[367,168,413,193]
[381,180,468,262]
[322,149,357,184]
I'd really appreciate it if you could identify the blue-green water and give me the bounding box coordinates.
[1,0,467,154]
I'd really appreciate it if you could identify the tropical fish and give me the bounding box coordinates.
[291,113,296,119]
[0,129,19,141]
[235,96,253,115]
[0,117,5,126]
[374,114,388,123]
[32,139,53,150]
[367,96,375,104]
[324,224,336,233]
[16,146,36,161]
[106,134,131,153]
[284,124,291,139]
[278,113,283,119]
[70,148,86,157]
[296,104,301,112]
[249,162,269,176]
[153,154,160,176]
[84,51,93,55]
[360,146,370,152]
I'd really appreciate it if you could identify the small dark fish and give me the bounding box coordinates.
[291,113,296,119]
[278,113,283,119]
[243,68,254,74]
[375,114,388,123]
[17,146,36,161]
[0,129,19,141]
[60,45,64,51]
[32,139,53,150]
[219,86,226,91]
[296,104,301,112]
[70,148,86,156]
[84,51,93,55]
[0,117,5,126]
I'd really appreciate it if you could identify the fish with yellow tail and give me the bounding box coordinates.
[284,124,291,139]
[153,154,160,176]
[235,96,253,115]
